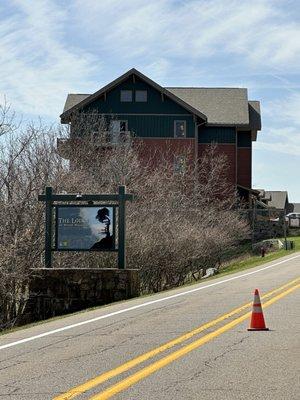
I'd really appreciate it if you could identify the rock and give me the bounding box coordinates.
[253,239,284,253]
[202,267,218,279]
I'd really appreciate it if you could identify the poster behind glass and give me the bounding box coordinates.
[56,206,115,251]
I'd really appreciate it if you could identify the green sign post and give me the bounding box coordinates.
[38,185,133,269]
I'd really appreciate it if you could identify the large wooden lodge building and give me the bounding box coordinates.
[59,68,261,200]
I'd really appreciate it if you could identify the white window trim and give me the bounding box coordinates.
[110,120,128,132]
[174,120,187,138]
[109,120,129,144]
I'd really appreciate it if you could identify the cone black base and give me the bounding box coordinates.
[247,328,269,331]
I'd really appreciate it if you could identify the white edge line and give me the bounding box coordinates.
[1,254,300,351]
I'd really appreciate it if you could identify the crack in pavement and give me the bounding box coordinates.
[55,333,143,363]
[160,334,251,395]
[0,391,64,398]
[190,334,251,380]
[0,333,144,398]
[0,360,27,372]
[0,301,184,372]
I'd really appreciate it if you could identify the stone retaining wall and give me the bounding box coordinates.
[21,268,140,324]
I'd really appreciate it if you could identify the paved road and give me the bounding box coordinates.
[1,253,300,399]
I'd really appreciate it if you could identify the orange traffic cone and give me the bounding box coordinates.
[248,289,269,331]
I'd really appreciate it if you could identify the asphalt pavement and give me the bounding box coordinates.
[0,252,299,399]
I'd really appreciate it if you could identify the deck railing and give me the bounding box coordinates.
[57,131,132,157]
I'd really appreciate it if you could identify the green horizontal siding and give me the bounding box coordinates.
[198,127,236,143]
[237,131,252,147]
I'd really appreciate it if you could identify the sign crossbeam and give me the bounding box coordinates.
[38,193,133,202]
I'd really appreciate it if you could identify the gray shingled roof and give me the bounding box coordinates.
[291,203,300,213]
[62,69,261,128]
[63,89,259,128]
[265,191,288,209]
[166,87,249,126]
[248,101,261,131]
[63,94,90,113]
[256,189,271,200]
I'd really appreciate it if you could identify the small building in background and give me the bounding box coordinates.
[291,203,300,213]
[264,191,293,215]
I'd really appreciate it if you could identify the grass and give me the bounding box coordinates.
[218,235,300,277]
[1,236,299,337]
[288,235,300,248]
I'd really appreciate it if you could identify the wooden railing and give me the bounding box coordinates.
[57,131,132,158]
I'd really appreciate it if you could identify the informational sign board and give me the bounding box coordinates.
[56,206,115,251]
[39,186,133,268]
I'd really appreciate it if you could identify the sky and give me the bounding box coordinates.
[0,0,299,200]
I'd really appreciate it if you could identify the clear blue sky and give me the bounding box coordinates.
[0,0,299,200]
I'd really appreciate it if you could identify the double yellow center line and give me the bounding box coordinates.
[54,277,300,400]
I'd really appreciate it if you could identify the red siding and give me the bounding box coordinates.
[198,144,236,185]
[134,138,195,168]
[237,148,251,188]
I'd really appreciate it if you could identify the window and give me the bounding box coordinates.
[120,90,132,102]
[135,90,147,102]
[110,120,128,143]
[174,120,186,138]
[174,155,186,174]
[110,120,128,133]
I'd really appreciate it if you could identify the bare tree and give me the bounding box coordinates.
[0,96,20,137]
[0,119,71,327]
[125,144,248,293]
[0,107,249,328]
